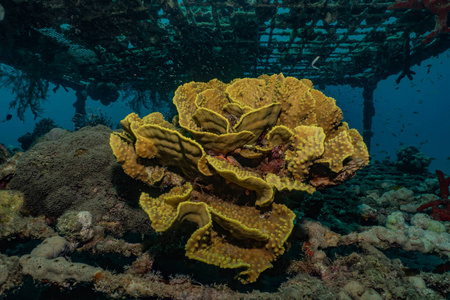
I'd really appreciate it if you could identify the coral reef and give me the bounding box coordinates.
[56,211,95,243]
[1,150,450,298]
[110,74,369,283]
[1,208,443,299]
[18,118,59,150]
[395,145,432,173]
[0,190,24,223]
[375,212,450,256]
[287,246,439,299]
[299,220,448,297]
[0,192,55,240]
[2,76,450,298]
[9,125,152,234]
[0,143,11,165]
[28,236,73,259]
[417,170,450,221]
[35,127,71,144]
[20,236,101,284]
[0,152,22,190]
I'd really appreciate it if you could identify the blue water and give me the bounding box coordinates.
[1,49,449,173]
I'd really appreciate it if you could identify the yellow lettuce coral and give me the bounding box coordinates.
[139,184,295,283]
[110,73,369,283]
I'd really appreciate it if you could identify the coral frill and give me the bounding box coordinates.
[110,74,369,283]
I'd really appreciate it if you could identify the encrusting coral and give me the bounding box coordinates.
[110,73,369,283]
[0,190,24,223]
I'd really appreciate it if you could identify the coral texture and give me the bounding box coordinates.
[417,170,450,221]
[0,190,24,223]
[20,236,101,283]
[18,118,59,150]
[0,152,22,190]
[0,143,11,165]
[395,145,432,173]
[9,125,151,235]
[110,74,369,283]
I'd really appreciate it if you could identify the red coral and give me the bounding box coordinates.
[417,170,450,221]
[258,145,286,174]
[436,169,450,198]
[388,0,450,45]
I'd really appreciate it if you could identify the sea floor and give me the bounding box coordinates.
[0,127,449,299]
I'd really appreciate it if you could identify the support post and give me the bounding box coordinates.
[73,89,88,131]
[362,82,376,151]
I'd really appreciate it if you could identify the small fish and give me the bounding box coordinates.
[311,56,320,70]
[392,133,397,137]
[399,142,404,146]
[446,157,450,160]
[413,111,419,114]
[0,114,12,123]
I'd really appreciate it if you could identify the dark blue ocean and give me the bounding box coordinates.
[1,50,449,173]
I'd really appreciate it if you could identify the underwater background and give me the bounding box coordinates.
[1,0,450,299]
[1,50,449,173]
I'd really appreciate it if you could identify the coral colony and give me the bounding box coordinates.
[417,170,450,221]
[1,75,450,298]
[110,74,368,283]
[1,0,450,297]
